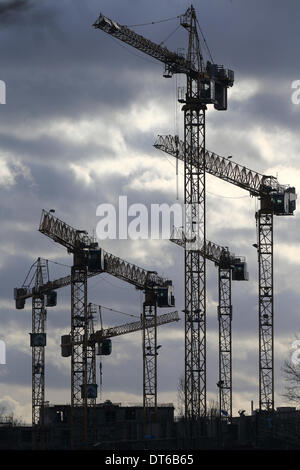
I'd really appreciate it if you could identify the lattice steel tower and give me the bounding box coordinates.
[257,199,274,410]
[31,258,48,446]
[179,7,207,419]
[218,252,233,418]
[71,260,88,446]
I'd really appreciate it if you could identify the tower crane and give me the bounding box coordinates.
[60,303,179,445]
[61,303,179,402]
[15,210,174,446]
[154,134,297,412]
[93,5,234,420]
[171,228,248,419]
[14,257,53,447]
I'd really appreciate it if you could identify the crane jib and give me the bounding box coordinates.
[154,134,297,212]
[15,210,175,303]
[93,13,196,75]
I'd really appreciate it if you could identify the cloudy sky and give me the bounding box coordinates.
[0,0,299,423]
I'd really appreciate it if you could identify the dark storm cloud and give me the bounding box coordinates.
[0,0,31,19]
[1,0,298,139]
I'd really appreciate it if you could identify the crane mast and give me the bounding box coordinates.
[155,134,296,412]
[31,258,48,448]
[71,262,88,446]
[171,228,248,419]
[218,253,233,419]
[180,7,207,420]
[257,202,274,410]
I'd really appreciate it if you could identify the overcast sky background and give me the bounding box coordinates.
[0,0,299,423]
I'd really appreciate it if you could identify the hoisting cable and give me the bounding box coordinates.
[126,15,181,28]
[174,75,179,200]
[175,132,179,202]
[92,303,140,319]
[159,24,181,46]
[196,18,214,63]
[98,305,103,331]
[176,152,179,201]
[47,259,71,269]
[22,261,37,288]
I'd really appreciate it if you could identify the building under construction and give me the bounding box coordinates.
[1,405,300,450]
[7,5,298,450]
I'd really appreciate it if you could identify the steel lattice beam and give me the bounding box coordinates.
[86,303,97,444]
[180,7,207,421]
[87,305,97,405]
[142,294,158,436]
[93,13,195,76]
[154,134,285,197]
[32,296,46,424]
[36,209,169,293]
[142,296,157,410]
[171,227,236,265]
[71,265,88,447]
[92,310,179,343]
[257,208,274,411]
[218,265,232,419]
[184,81,206,419]
[31,258,48,448]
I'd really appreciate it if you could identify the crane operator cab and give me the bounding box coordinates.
[46,291,57,307]
[87,247,105,272]
[14,287,27,309]
[272,187,297,216]
[198,62,234,111]
[61,335,71,357]
[157,283,175,308]
[97,338,112,356]
[232,257,249,281]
